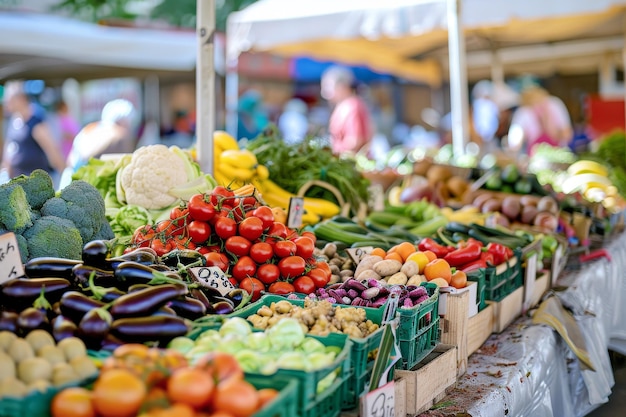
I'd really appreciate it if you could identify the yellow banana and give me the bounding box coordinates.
[213,130,239,152]
[561,173,611,194]
[256,164,270,180]
[260,179,341,219]
[567,160,608,177]
[302,211,322,226]
[220,149,258,170]
[217,162,256,181]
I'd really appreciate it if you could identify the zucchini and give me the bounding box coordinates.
[445,222,472,234]
[366,211,407,226]
[326,220,370,235]
[409,216,449,237]
[313,222,370,245]
[364,220,389,233]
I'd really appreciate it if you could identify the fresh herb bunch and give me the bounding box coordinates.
[247,126,370,214]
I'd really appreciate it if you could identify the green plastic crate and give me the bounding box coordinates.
[229,294,385,410]
[482,250,523,302]
[467,268,487,311]
[395,283,440,370]
[248,374,299,417]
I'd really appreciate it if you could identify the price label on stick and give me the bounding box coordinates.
[189,267,235,295]
[0,232,24,284]
[287,197,305,229]
[346,246,374,264]
[360,380,395,417]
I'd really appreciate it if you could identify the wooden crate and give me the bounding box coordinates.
[394,344,457,416]
[489,285,524,333]
[527,272,550,310]
[340,378,407,417]
[439,289,469,376]
[467,303,494,356]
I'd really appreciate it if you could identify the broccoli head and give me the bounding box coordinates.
[15,233,29,264]
[8,169,55,211]
[92,220,115,241]
[41,180,107,244]
[23,215,83,260]
[0,183,33,234]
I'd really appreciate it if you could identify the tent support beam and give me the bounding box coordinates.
[196,0,216,175]
[447,0,470,158]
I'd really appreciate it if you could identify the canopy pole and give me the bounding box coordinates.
[491,50,504,86]
[447,0,469,158]
[196,0,215,174]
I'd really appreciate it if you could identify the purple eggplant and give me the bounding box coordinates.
[51,315,77,342]
[100,333,126,351]
[24,257,81,279]
[110,315,190,345]
[59,291,106,324]
[110,284,188,318]
[128,283,152,293]
[153,306,178,316]
[0,311,18,333]
[169,296,207,319]
[1,277,71,308]
[17,307,50,334]
[72,264,116,288]
[76,308,112,349]
[190,288,212,310]
[81,240,111,269]
[107,247,158,270]
[113,261,183,290]
[213,301,234,315]
[225,289,249,309]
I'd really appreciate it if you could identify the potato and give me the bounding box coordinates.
[37,345,67,366]
[27,379,51,394]
[52,369,81,387]
[0,377,27,398]
[0,331,17,351]
[386,272,408,285]
[429,278,450,288]
[407,274,427,286]
[354,255,383,279]
[354,269,381,282]
[0,352,16,381]
[18,357,52,384]
[57,337,87,362]
[400,261,419,278]
[8,339,34,363]
[25,330,55,353]
[69,356,98,380]
[373,260,403,277]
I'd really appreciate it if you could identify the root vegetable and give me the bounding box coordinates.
[340,270,354,278]
[373,260,403,277]
[386,272,408,285]
[400,261,419,277]
[330,265,341,275]
[354,269,381,282]
[354,255,383,278]
[407,274,427,286]
[329,275,341,285]
[322,243,337,258]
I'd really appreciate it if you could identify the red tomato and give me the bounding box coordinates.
[316,261,332,279]
[249,242,273,264]
[256,263,280,285]
[268,222,288,239]
[240,196,258,212]
[169,235,197,250]
[156,219,183,236]
[251,206,274,231]
[210,186,235,206]
[204,252,229,272]
[197,246,211,255]
[293,276,316,294]
[294,236,315,259]
[300,231,317,245]
[230,205,245,222]
[187,220,211,244]
[239,277,265,301]
[238,217,264,242]
[132,225,155,247]
[278,256,306,279]
[268,281,295,295]
[214,217,237,239]
[231,256,257,282]
[151,238,173,256]
[285,228,299,241]
[274,240,297,258]
[225,236,251,257]
[188,194,216,222]
[169,206,189,227]
[306,267,330,288]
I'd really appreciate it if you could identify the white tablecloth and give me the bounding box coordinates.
[419,232,626,417]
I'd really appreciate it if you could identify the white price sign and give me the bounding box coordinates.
[360,381,395,417]
[523,252,538,310]
[287,197,305,229]
[346,246,374,264]
[0,232,24,284]
[189,266,235,295]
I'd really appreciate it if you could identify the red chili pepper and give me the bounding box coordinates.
[460,259,487,273]
[418,238,452,258]
[487,242,509,265]
[444,241,482,267]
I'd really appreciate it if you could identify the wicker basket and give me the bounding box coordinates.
[297,180,351,217]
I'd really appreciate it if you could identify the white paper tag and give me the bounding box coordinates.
[360,381,395,417]
[368,184,385,212]
[346,246,374,264]
[552,244,563,284]
[523,252,537,310]
[287,197,305,229]
[0,232,24,284]
[189,266,235,295]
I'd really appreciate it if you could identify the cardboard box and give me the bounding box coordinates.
[394,377,407,417]
[527,272,550,311]
[438,281,478,318]
[467,303,494,355]
[489,285,524,333]
[439,289,469,376]
[394,344,457,416]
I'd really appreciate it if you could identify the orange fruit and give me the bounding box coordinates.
[423,259,452,283]
[406,251,430,274]
[212,379,259,417]
[167,367,215,409]
[394,242,417,262]
[51,387,95,417]
[370,248,386,258]
[92,369,147,417]
[450,270,468,289]
[423,250,437,262]
[257,388,279,410]
[384,252,403,263]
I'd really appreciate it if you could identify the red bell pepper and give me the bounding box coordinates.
[486,242,509,265]
[444,241,482,267]
[418,238,452,258]
[460,259,487,273]
[480,251,495,266]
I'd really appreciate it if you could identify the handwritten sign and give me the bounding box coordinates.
[346,247,374,264]
[0,232,24,284]
[287,197,305,229]
[189,266,235,295]
[361,381,395,417]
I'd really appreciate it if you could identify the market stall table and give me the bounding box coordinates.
[416,232,626,417]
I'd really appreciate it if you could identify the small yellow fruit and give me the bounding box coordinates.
[406,252,430,274]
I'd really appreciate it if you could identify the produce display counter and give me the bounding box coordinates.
[417,232,626,417]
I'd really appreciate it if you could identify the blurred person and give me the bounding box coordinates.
[320,66,374,155]
[65,99,137,173]
[237,90,269,141]
[506,84,573,155]
[56,101,80,160]
[471,80,500,152]
[278,98,309,145]
[161,110,195,149]
[1,83,66,179]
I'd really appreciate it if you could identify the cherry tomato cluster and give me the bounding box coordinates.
[130,186,331,300]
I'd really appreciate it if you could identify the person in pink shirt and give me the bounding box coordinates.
[321,66,374,155]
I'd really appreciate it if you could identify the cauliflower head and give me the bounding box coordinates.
[119,144,191,210]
